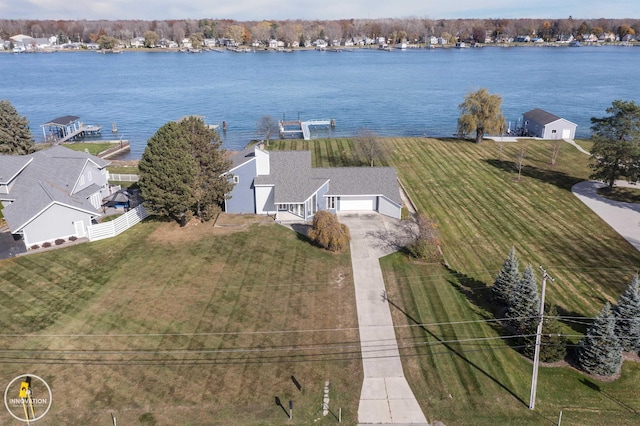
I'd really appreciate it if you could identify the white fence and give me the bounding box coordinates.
[87,205,149,242]
[109,173,139,182]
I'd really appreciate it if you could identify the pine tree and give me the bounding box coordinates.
[0,100,36,155]
[491,246,521,308]
[139,121,197,222]
[614,275,640,352]
[522,305,567,362]
[139,118,233,224]
[577,302,622,376]
[506,264,540,334]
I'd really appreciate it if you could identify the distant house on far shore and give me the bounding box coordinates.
[522,108,577,139]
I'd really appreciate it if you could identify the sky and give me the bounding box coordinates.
[2,0,639,21]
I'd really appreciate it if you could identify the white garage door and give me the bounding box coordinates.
[339,196,376,211]
[561,128,571,139]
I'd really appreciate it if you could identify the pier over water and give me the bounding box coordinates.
[41,115,102,143]
[278,118,335,140]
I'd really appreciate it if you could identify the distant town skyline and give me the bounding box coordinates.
[4,0,639,22]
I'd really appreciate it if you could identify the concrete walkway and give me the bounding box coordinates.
[338,212,429,426]
[572,180,640,251]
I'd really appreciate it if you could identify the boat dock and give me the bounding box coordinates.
[279,119,335,140]
[41,115,102,143]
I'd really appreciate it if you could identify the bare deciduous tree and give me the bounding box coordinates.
[551,140,561,165]
[516,142,527,180]
[357,128,386,167]
[256,115,279,145]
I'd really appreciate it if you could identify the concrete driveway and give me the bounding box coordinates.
[0,228,26,260]
[572,180,640,251]
[338,212,429,425]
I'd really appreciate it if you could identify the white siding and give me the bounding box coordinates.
[255,148,270,176]
[377,197,402,219]
[255,186,276,214]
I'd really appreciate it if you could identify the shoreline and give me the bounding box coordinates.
[3,41,638,54]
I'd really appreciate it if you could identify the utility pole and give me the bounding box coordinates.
[529,266,555,410]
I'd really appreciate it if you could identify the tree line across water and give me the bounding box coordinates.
[2,17,639,48]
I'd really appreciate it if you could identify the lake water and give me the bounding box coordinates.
[2,46,639,158]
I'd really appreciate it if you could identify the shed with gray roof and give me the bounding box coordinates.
[522,108,577,139]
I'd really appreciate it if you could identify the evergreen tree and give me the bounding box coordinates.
[589,100,640,188]
[181,116,233,221]
[0,100,36,155]
[139,118,233,224]
[522,305,567,362]
[491,246,521,308]
[577,302,622,376]
[139,122,197,222]
[506,264,540,334]
[614,275,640,352]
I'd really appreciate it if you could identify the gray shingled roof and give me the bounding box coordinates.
[42,115,80,126]
[523,108,561,125]
[1,145,108,231]
[317,167,402,205]
[228,145,256,171]
[0,156,31,185]
[255,150,401,205]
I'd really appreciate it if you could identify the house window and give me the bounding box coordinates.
[88,171,92,181]
[79,175,85,185]
[233,175,240,184]
[551,129,557,134]
[326,196,336,209]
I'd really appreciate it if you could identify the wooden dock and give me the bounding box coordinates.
[279,119,335,140]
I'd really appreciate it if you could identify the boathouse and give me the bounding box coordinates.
[41,115,102,143]
[522,109,577,140]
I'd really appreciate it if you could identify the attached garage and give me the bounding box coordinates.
[339,196,376,211]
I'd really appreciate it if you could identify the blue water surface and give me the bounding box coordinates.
[2,46,639,158]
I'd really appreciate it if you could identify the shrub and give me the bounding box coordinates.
[30,245,40,250]
[55,239,65,245]
[69,236,78,241]
[42,242,51,248]
[307,211,351,252]
[405,214,441,261]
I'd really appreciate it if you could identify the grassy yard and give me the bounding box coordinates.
[271,137,640,425]
[62,142,116,156]
[0,216,361,425]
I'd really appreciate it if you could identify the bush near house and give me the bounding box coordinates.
[308,210,351,251]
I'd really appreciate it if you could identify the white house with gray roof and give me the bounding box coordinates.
[522,108,577,139]
[0,145,111,247]
[225,146,402,220]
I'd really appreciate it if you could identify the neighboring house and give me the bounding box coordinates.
[522,108,577,139]
[130,37,145,48]
[0,145,111,247]
[224,146,402,221]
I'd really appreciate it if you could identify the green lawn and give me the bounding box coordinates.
[271,137,640,425]
[63,142,115,156]
[0,219,361,425]
[3,136,640,425]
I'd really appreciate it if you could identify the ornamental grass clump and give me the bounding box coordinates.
[307,211,350,252]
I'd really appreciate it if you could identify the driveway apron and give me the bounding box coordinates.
[572,180,640,251]
[338,213,429,425]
